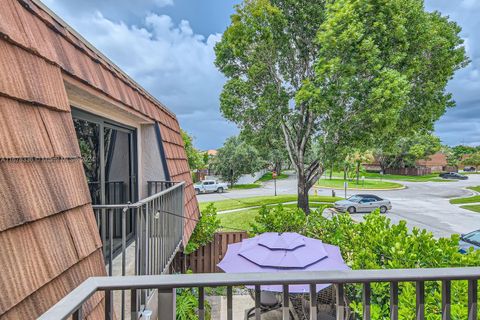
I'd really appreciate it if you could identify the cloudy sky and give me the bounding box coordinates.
[43,0,480,149]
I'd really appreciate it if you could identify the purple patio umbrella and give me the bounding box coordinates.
[217,232,349,293]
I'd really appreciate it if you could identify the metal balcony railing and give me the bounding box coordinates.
[39,267,480,320]
[91,181,184,317]
[147,180,178,196]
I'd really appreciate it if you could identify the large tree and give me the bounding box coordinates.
[212,136,264,187]
[374,132,442,171]
[181,129,206,171]
[240,123,288,174]
[215,0,467,213]
[463,152,480,172]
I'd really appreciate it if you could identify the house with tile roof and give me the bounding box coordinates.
[0,0,199,318]
[415,152,449,172]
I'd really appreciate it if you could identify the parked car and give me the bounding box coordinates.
[439,172,468,180]
[334,194,392,214]
[194,180,228,194]
[459,229,480,253]
[464,166,476,172]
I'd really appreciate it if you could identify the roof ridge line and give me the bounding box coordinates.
[17,0,178,119]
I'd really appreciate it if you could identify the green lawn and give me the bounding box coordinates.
[218,202,332,231]
[199,194,341,212]
[362,172,448,182]
[450,195,480,204]
[322,170,447,182]
[230,183,261,190]
[467,186,480,193]
[460,205,480,213]
[316,178,403,190]
[256,171,289,182]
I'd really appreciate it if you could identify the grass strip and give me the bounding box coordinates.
[199,194,341,212]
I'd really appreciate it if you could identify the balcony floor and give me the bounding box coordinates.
[207,295,300,320]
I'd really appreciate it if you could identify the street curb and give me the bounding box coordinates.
[449,187,480,207]
[313,185,406,192]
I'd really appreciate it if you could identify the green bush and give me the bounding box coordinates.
[185,204,220,254]
[176,288,211,320]
[253,208,480,319]
[304,211,480,319]
[251,204,307,234]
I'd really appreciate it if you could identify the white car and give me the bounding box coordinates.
[194,180,228,194]
[334,194,392,214]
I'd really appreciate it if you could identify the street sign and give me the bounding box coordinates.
[272,171,277,179]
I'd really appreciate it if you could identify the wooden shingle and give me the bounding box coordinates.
[0,39,69,111]
[1,250,105,319]
[0,1,200,317]
[0,213,78,314]
[0,159,91,232]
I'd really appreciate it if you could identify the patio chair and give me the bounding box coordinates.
[246,290,295,319]
[289,285,351,320]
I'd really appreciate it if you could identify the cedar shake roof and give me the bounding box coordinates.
[0,0,199,318]
[416,152,448,167]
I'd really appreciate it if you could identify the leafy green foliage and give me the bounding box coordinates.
[211,136,265,187]
[215,0,467,213]
[304,212,480,319]
[374,131,442,170]
[214,0,329,212]
[185,204,220,254]
[250,207,480,318]
[463,152,480,171]
[251,205,308,234]
[176,287,211,320]
[181,130,206,171]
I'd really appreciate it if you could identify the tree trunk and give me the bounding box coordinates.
[275,161,282,175]
[356,162,360,185]
[344,166,347,180]
[297,170,310,214]
[329,163,333,180]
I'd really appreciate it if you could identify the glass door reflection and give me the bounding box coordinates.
[72,109,137,259]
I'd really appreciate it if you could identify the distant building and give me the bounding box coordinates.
[207,149,218,156]
[416,152,448,172]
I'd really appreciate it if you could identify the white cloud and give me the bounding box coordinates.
[153,0,174,7]
[461,0,480,9]
[48,8,233,149]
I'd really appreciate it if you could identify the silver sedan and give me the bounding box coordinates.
[334,194,392,214]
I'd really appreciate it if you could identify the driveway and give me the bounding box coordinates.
[197,173,480,238]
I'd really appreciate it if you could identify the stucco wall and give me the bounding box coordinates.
[140,124,167,198]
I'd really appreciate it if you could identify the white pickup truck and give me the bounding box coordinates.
[194,180,228,194]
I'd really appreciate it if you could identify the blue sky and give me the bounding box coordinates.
[43,0,480,150]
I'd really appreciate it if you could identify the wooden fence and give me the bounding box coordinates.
[384,167,432,176]
[172,231,248,273]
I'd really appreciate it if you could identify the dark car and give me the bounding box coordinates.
[464,166,476,172]
[459,229,480,253]
[439,172,468,180]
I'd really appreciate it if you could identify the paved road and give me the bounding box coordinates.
[197,173,480,238]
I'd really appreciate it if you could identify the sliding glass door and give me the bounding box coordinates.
[72,108,137,256]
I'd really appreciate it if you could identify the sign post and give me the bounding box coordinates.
[272,171,277,196]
